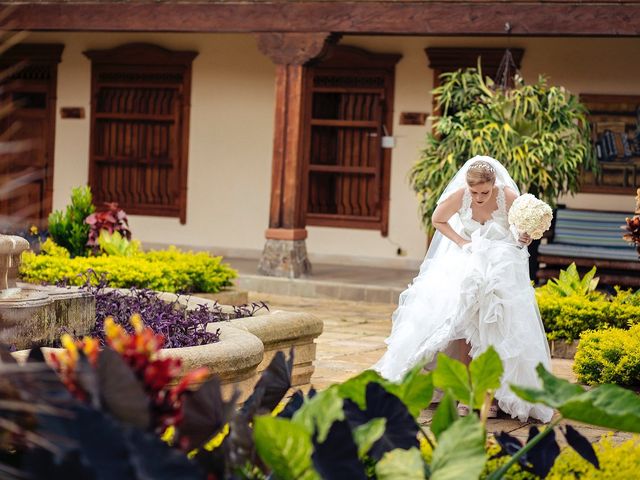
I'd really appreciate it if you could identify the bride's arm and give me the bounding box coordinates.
[504,187,532,246]
[431,188,469,248]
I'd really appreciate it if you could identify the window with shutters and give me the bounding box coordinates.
[84,44,197,223]
[303,46,401,236]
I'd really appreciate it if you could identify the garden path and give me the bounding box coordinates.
[248,292,634,446]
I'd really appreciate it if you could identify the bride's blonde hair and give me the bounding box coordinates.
[466,160,496,186]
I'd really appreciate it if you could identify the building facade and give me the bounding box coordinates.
[3,2,640,275]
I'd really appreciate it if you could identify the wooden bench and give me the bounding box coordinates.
[536,208,640,287]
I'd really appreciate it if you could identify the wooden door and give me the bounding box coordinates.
[306,85,385,221]
[85,44,197,224]
[303,46,401,236]
[0,44,62,232]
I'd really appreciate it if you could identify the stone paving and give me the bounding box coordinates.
[248,291,634,445]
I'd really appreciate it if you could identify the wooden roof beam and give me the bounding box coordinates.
[4,2,640,37]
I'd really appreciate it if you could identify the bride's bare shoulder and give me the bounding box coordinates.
[503,186,519,206]
[443,187,465,205]
[432,188,465,221]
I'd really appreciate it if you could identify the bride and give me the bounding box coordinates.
[373,156,553,423]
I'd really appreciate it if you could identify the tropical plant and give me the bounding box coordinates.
[2,332,640,479]
[85,201,132,251]
[487,364,640,479]
[47,185,95,257]
[410,66,596,234]
[537,263,600,298]
[0,319,237,479]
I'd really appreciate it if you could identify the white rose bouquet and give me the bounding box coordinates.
[508,193,553,240]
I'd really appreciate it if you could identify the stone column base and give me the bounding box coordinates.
[258,239,312,278]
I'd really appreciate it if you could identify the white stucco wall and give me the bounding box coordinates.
[28,32,640,266]
[30,32,275,255]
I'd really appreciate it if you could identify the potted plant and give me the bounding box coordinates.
[410,66,598,278]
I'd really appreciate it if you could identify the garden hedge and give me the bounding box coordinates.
[20,242,236,294]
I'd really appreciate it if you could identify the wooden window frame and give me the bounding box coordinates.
[302,45,401,236]
[84,43,197,223]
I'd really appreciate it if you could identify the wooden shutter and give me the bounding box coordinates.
[303,46,401,236]
[85,44,197,223]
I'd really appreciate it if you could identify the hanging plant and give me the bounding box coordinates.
[410,65,597,235]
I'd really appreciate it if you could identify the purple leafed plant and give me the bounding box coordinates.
[73,271,269,348]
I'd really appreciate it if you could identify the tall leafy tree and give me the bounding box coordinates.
[410,66,597,235]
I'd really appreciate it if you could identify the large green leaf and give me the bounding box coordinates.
[353,418,386,459]
[469,347,503,409]
[559,385,640,433]
[337,366,433,418]
[375,448,426,480]
[292,387,345,443]
[430,415,486,480]
[431,415,486,480]
[337,370,385,410]
[430,391,458,440]
[510,364,584,408]
[433,353,472,405]
[387,367,434,418]
[253,416,319,480]
[512,365,640,432]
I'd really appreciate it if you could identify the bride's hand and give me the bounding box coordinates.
[518,233,532,246]
[457,239,472,253]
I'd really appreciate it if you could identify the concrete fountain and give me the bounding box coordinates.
[0,234,95,349]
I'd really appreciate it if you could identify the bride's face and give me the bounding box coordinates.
[468,181,494,205]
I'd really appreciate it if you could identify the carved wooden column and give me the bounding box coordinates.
[256,33,332,278]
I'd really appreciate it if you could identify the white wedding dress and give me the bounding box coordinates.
[373,160,553,423]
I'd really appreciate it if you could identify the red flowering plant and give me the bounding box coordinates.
[85,201,131,251]
[49,315,209,435]
[0,313,296,478]
[622,188,640,258]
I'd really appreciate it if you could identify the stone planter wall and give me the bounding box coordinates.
[161,292,324,390]
[230,310,323,386]
[158,323,264,401]
[3,284,95,350]
[11,290,323,402]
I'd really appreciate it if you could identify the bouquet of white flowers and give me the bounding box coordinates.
[508,193,553,240]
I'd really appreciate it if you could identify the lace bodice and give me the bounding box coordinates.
[459,184,509,235]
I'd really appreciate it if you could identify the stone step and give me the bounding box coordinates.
[237,274,403,305]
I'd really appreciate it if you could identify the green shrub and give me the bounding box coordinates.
[480,444,539,480]
[536,290,640,341]
[481,435,640,479]
[98,230,140,257]
[573,324,640,386]
[48,186,95,257]
[20,244,236,293]
[547,434,640,479]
